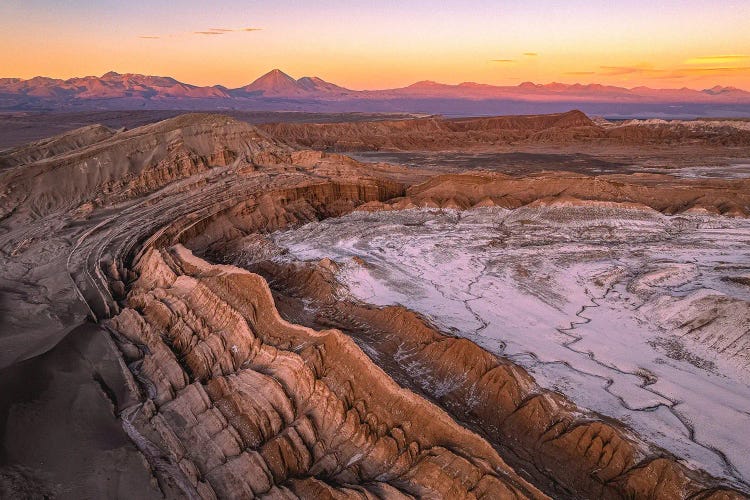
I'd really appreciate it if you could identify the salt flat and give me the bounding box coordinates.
[272,205,750,488]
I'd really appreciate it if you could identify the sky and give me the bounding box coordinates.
[1,0,749,90]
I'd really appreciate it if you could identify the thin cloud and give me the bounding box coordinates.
[685,55,749,65]
[640,68,750,80]
[599,65,665,76]
[193,27,262,35]
[680,66,750,74]
[140,27,262,39]
[558,61,750,82]
[491,59,515,63]
[590,64,750,81]
[598,65,689,80]
[523,52,538,57]
[640,73,690,80]
[201,27,262,34]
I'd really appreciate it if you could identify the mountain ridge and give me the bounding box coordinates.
[2,68,750,117]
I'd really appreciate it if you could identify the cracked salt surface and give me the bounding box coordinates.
[272,206,750,488]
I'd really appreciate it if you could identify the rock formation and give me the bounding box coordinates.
[108,244,545,498]
[260,111,750,150]
[356,172,750,217]
[1,113,748,498]
[248,256,745,499]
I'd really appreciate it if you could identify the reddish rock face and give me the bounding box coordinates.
[109,245,546,498]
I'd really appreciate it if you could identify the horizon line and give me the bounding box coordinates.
[2,68,748,93]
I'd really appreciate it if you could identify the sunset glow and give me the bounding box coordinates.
[2,0,749,89]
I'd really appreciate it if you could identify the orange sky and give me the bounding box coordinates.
[1,0,749,90]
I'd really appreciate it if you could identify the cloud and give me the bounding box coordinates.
[591,63,750,81]
[140,27,262,39]
[598,66,693,80]
[491,59,515,63]
[599,65,665,76]
[523,52,538,57]
[193,27,262,35]
[558,61,750,82]
[684,55,750,65]
[679,66,750,74]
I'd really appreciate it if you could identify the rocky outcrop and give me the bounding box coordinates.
[0,115,404,368]
[247,257,745,500]
[0,123,116,168]
[605,121,750,146]
[358,172,750,216]
[260,111,750,151]
[108,245,545,499]
[260,111,603,151]
[0,114,284,221]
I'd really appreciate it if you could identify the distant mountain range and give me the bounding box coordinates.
[3,69,750,118]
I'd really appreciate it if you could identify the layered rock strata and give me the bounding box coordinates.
[1,114,748,498]
[357,172,750,217]
[260,111,750,151]
[244,256,745,499]
[107,245,546,498]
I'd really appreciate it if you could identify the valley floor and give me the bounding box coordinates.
[272,205,750,489]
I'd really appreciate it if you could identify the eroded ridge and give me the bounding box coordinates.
[108,245,546,499]
[358,172,750,217]
[260,110,750,151]
[244,254,747,500]
[86,125,750,499]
